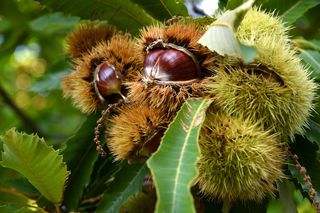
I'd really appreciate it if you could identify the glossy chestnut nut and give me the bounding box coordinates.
[143,41,200,84]
[94,62,122,101]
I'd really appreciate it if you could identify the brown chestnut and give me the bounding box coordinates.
[94,62,122,101]
[143,40,200,84]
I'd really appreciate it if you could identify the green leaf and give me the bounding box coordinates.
[304,120,320,147]
[2,178,40,197]
[282,0,320,25]
[0,128,69,204]
[299,50,320,80]
[255,0,297,14]
[218,0,228,10]
[0,203,45,213]
[37,0,157,35]
[30,12,79,34]
[147,98,213,213]
[62,113,100,210]
[0,188,32,209]
[226,0,247,10]
[84,156,122,198]
[0,187,46,213]
[294,189,317,213]
[96,163,148,213]
[130,0,188,21]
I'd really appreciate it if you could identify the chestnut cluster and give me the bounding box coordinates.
[62,8,315,204]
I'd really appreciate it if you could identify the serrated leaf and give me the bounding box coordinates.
[96,163,148,213]
[0,128,69,204]
[198,0,256,62]
[300,50,320,80]
[147,98,213,213]
[37,0,156,35]
[130,0,188,21]
[282,0,320,26]
[62,113,100,210]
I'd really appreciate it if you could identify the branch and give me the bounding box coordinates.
[0,84,45,137]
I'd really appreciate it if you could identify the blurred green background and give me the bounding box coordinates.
[0,0,84,147]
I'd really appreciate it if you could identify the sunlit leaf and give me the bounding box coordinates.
[147,98,213,213]
[37,0,157,34]
[282,0,320,26]
[0,128,69,204]
[267,198,285,213]
[294,189,317,213]
[96,163,148,213]
[198,24,242,57]
[62,113,100,210]
[130,0,188,21]
[198,0,256,62]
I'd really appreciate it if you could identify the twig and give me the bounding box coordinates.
[288,150,320,212]
[93,101,123,157]
[0,84,45,137]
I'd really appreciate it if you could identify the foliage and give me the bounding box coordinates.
[147,98,212,213]
[0,128,69,204]
[0,0,319,212]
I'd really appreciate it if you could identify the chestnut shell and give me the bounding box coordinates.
[94,62,122,101]
[143,47,200,83]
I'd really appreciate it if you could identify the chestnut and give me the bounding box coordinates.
[93,62,122,101]
[143,40,201,84]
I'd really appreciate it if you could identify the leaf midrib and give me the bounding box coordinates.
[159,0,173,17]
[107,166,146,213]
[171,99,207,212]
